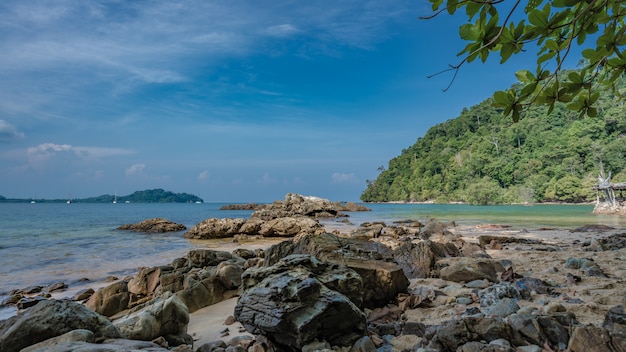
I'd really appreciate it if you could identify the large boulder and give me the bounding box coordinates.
[251,193,349,220]
[85,280,133,317]
[393,240,461,278]
[264,232,409,308]
[113,292,189,344]
[183,218,247,239]
[235,255,367,349]
[258,216,322,237]
[183,216,322,239]
[568,325,626,352]
[0,299,121,352]
[174,272,228,313]
[128,266,161,296]
[117,218,186,233]
[23,338,171,352]
[439,257,505,283]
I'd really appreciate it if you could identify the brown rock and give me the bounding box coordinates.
[568,325,626,352]
[85,280,132,317]
[393,240,461,279]
[183,218,246,239]
[128,266,161,296]
[439,257,505,283]
[117,218,186,233]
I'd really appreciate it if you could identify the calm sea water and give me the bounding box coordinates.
[1,202,624,319]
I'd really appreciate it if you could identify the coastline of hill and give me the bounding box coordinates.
[0,188,203,204]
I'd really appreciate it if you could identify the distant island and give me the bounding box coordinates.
[0,189,204,204]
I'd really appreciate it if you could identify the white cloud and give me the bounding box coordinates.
[257,172,277,185]
[125,163,146,176]
[0,120,25,142]
[331,172,358,184]
[265,24,299,37]
[26,143,132,163]
[198,170,210,181]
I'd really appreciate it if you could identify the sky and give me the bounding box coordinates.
[0,0,552,202]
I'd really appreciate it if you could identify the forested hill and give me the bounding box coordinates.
[0,189,203,203]
[361,81,626,205]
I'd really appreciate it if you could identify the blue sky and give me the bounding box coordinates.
[0,0,550,202]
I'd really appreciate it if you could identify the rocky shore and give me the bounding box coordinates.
[1,194,625,351]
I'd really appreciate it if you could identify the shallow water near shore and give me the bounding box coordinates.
[1,201,624,320]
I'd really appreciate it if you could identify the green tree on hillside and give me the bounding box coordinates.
[423,0,625,121]
[361,74,626,204]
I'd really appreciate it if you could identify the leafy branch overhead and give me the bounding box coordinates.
[423,0,626,121]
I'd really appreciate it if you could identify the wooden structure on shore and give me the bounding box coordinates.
[593,173,626,214]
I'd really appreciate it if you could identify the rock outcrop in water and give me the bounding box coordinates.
[117,218,186,233]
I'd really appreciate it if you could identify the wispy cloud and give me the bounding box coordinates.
[126,163,146,176]
[0,119,24,142]
[264,24,299,37]
[0,0,413,83]
[331,172,359,184]
[257,172,277,185]
[26,143,132,164]
[198,170,210,181]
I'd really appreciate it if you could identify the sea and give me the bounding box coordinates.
[1,201,625,319]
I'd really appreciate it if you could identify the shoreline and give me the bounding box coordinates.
[2,215,625,350]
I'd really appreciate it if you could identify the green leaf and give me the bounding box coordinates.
[465,1,482,19]
[568,71,583,84]
[582,48,601,63]
[493,90,513,106]
[446,0,458,15]
[459,24,480,41]
[545,39,559,51]
[431,0,443,11]
[515,70,535,83]
[500,43,514,63]
[537,51,557,65]
[520,82,538,98]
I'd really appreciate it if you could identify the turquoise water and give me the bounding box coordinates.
[347,203,625,229]
[0,201,623,316]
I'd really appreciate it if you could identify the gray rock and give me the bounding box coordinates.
[485,297,520,317]
[117,218,186,233]
[479,283,522,307]
[23,339,172,351]
[440,258,505,283]
[264,232,409,308]
[183,218,247,239]
[85,280,132,317]
[20,329,94,352]
[113,292,189,344]
[564,257,608,277]
[0,299,121,352]
[568,325,626,352]
[350,336,377,352]
[234,255,367,349]
[250,193,349,220]
[394,240,461,279]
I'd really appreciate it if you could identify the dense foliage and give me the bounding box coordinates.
[361,77,626,204]
[83,189,204,203]
[0,189,204,203]
[424,0,625,121]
